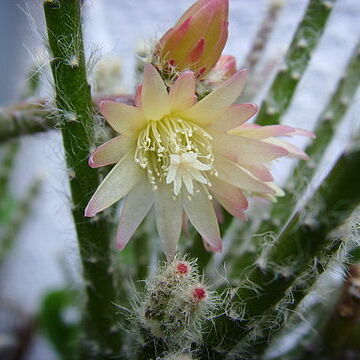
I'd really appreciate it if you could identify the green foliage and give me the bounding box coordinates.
[39,289,80,360]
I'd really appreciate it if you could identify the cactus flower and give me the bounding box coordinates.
[85,65,313,258]
[155,0,229,78]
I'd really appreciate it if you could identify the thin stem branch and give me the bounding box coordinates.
[256,0,336,126]
[43,1,122,358]
[243,0,283,70]
[228,40,360,276]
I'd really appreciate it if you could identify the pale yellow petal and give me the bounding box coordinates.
[214,155,274,194]
[169,71,196,112]
[142,64,170,120]
[84,152,143,217]
[183,184,222,252]
[180,69,247,125]
[265,138,309,160]
[99,101,145,135]
[116,180,153,250]
[209,103,258,131]
[211,130,288,164]
[89,135,133,168]
[154,182,182,258]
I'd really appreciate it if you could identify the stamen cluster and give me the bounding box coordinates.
[134,115,214,195]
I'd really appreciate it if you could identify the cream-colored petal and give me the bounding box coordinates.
[211,130,288,164]
[142,64,170,120]
[231,124,294,139]
[265,138,309,160]
[180,69,247,125]
[209,103,258,131]
[169,71,196,112]
[116,180,154,250]
[214,155,274,194]
[84,152,143,217]
[99,100,146,135]
[89,135,133,168]
[154,182,182,258]
[182,184,222,252]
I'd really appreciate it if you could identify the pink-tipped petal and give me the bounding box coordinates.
[99,100,145,135]
[142,65,170,120]
[209,103,258,131]
[183,184,222,252]
[89,135,132,168]
[242,163,273,182]
[265,138,309,160]
[169,71,196,112]
[213,200,225,223]
[216,196,247,221]
[84,153,142,217]
[232,124,295,139]
[211,177,248,210]
[289,127,316,138]
[154,182,182,258]
[116,180,153,250]
[135,85,142,107]
[180,69,248,125]
[211,130,289,164]
[214,155,275,194]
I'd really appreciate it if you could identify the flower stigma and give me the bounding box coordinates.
[134,115,215,197]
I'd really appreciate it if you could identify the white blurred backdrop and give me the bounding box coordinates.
[0,0,359,358]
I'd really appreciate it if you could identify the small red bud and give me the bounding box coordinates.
[192,286,207,301]
[176,261,190,275]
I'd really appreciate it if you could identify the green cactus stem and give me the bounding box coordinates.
[0,178,42,266]
[244,0,284,70]
[0,103,58,144]
[43,0,122,358]
[204,137,360,355]
[256,0,336,126]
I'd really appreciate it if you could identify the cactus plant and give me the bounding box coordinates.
[0,0,359,359]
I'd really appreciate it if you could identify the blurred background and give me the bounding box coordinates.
[0,0,359,359]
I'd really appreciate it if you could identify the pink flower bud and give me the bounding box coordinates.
[156,0,229,78]
[203,55,237,86]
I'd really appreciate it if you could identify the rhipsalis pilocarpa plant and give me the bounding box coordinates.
[1,0,359,359]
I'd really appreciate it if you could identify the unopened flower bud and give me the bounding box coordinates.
[175,261,191,275]
[204,55,237,85]
[196,55,237,97]
[191,285,208,303]
[155,0,229,78]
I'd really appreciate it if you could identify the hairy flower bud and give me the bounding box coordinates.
[155,0,229,78]
[138,256,216,348]
[204,55,237,86]
[197,55,237,96]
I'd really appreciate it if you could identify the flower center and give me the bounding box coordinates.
[134,116,215,196]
